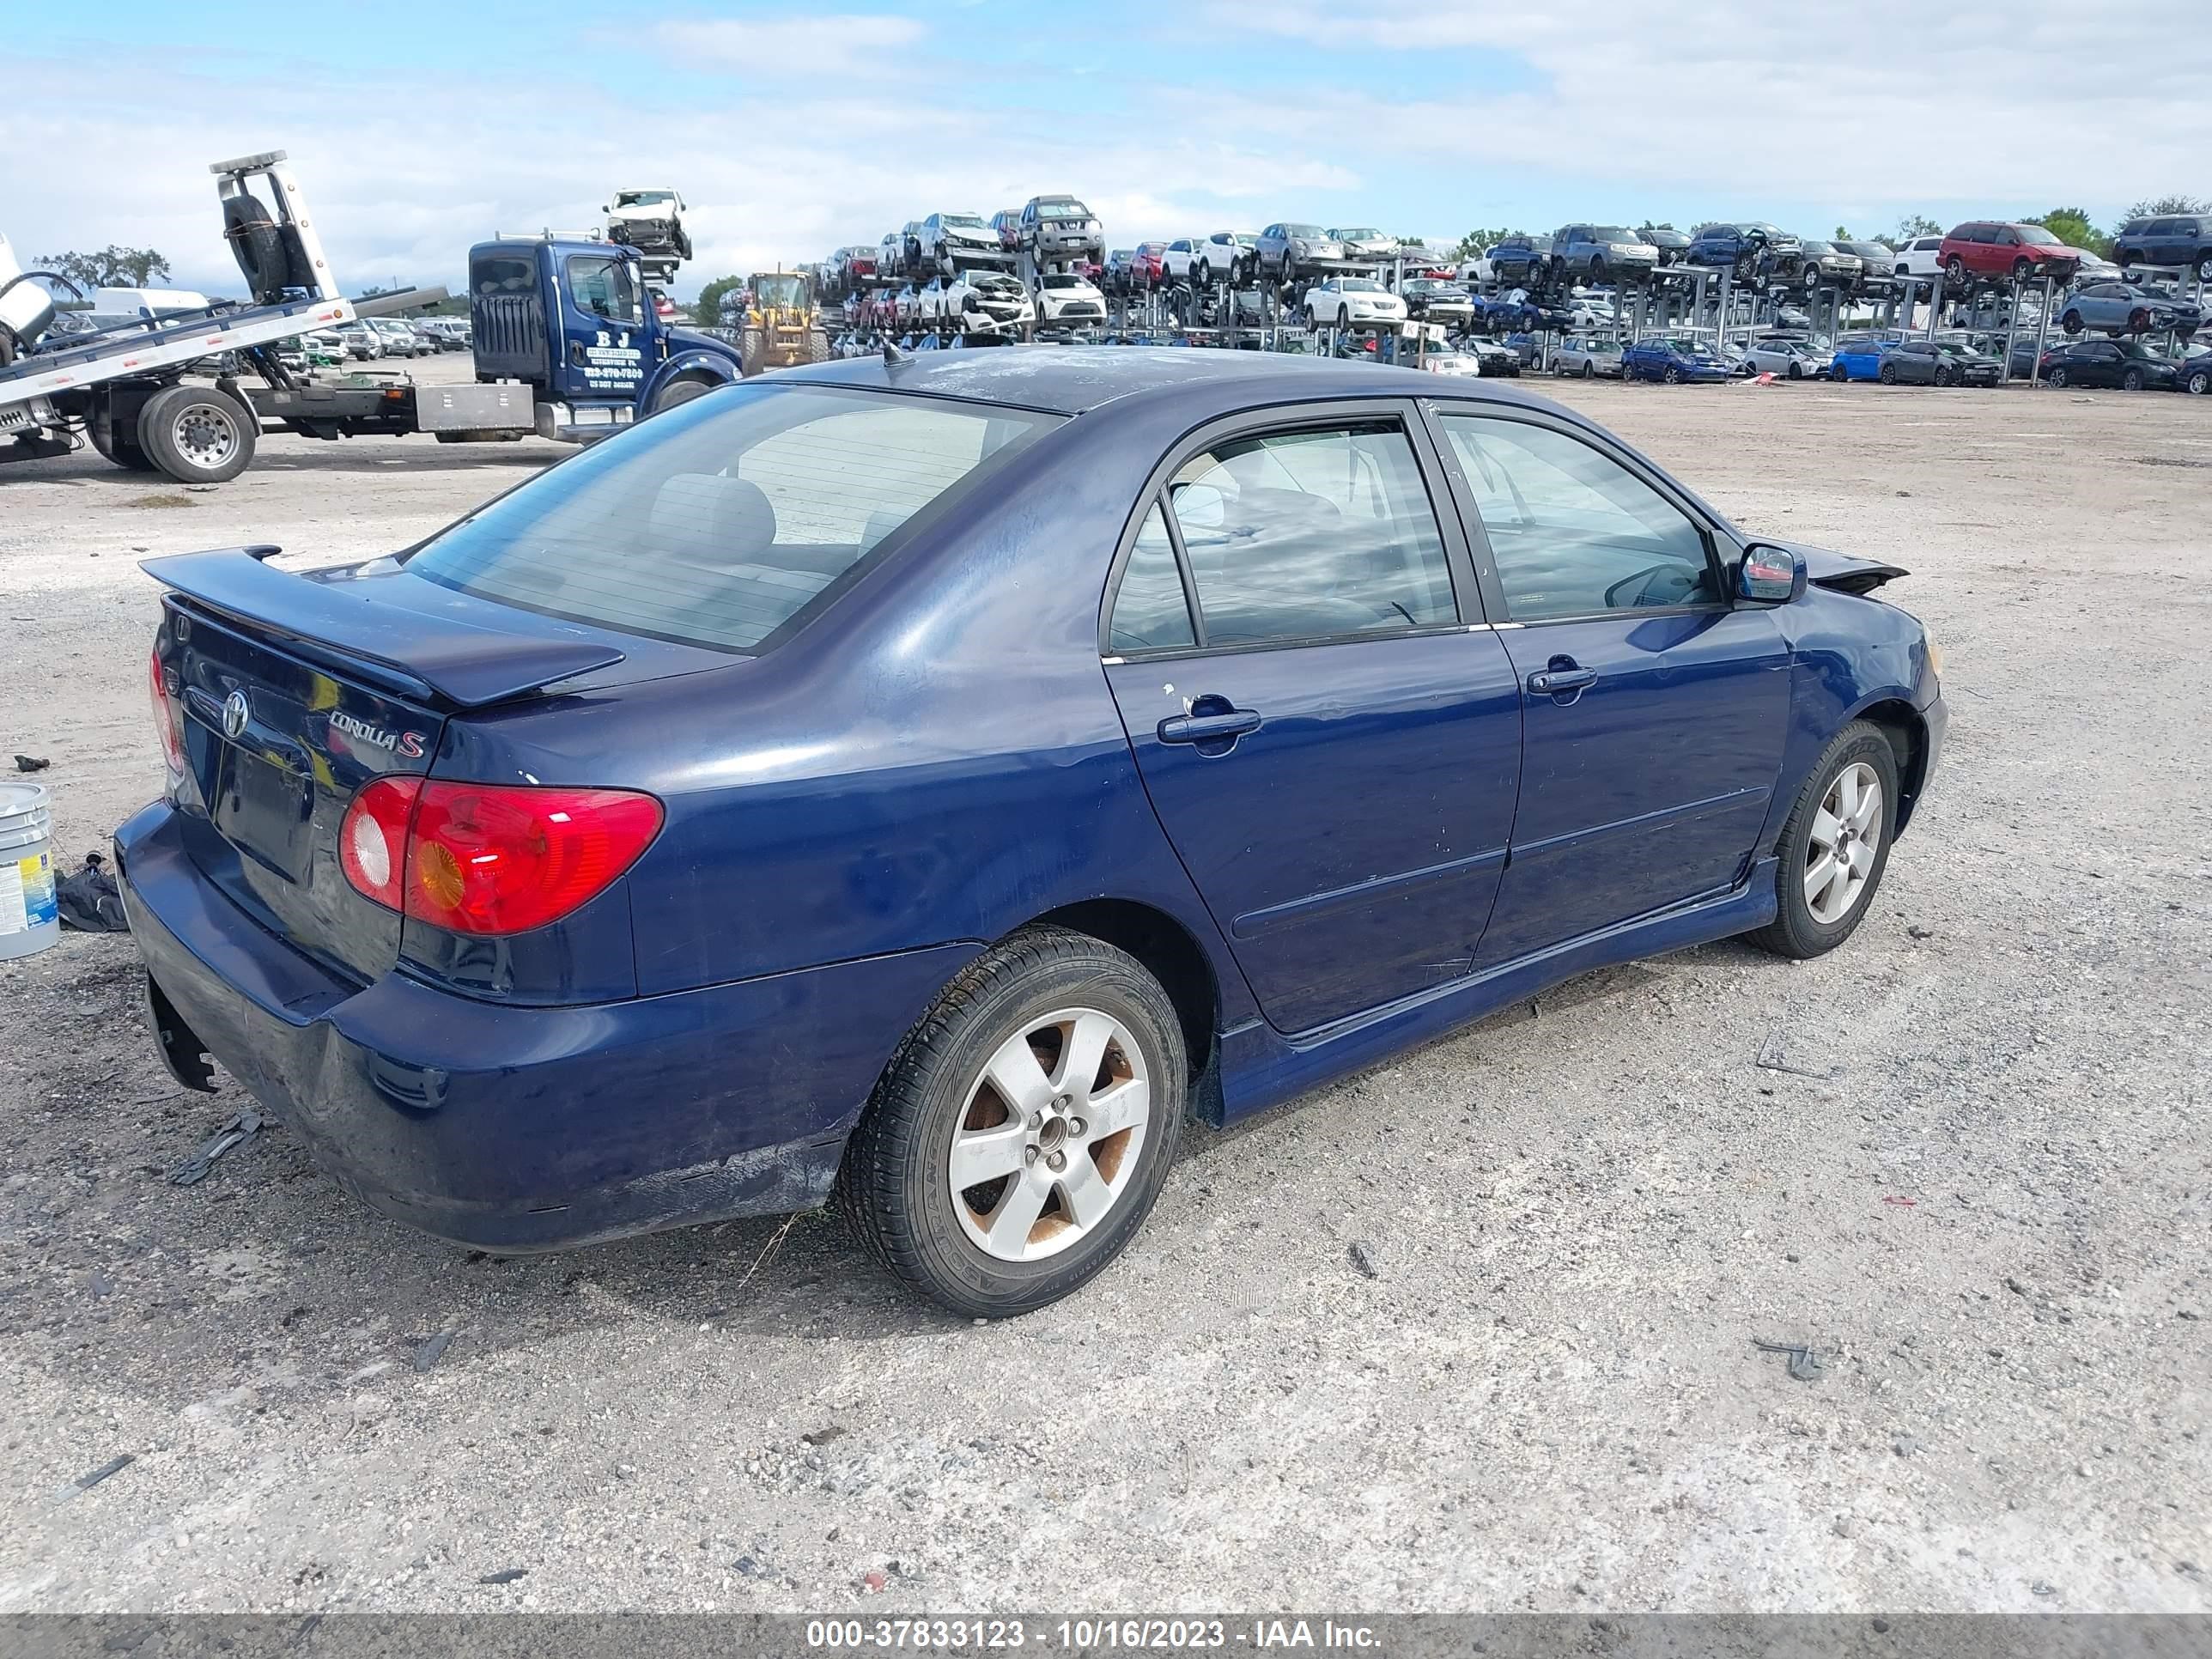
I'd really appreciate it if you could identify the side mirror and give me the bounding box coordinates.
[1737,544,1807,605]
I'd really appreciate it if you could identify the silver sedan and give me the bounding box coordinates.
[1743,336,1835,379]
[1552,337,1624,378]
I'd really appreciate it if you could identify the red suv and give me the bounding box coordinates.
[1938,222,2081,287]
[1129,242,1170,288]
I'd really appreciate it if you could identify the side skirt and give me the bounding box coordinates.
[1211,859,1780,1126]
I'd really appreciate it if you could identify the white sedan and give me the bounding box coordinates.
[1033,272,1108,325]
[1306,276,1407,329]
[1413,345,1482,377]
[942,271,1034,331]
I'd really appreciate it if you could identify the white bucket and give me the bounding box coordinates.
[0,781,59,960]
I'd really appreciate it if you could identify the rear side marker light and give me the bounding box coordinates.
[338,778,662,937]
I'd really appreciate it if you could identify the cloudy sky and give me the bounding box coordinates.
[6,0,2205,299]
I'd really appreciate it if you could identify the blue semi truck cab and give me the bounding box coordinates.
[469,234,741,442]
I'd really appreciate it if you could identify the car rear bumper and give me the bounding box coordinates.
[115,801,976,1252]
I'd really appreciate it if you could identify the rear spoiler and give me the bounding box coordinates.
[143,547,624,708]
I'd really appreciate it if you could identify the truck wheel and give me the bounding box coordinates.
[137,384,256,483]
[805,330,830,363]
[650,376,717,415]
[89,416,160,472]
[738,328,765,377]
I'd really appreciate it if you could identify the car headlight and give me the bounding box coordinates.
[1925,636,1945,678]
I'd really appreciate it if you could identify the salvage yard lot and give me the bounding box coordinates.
[1,375,2207,1613]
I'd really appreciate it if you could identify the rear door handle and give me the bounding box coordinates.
[1528,665,1598,696]
[1158,707,1261,744]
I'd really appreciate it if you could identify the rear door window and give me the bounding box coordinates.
[1109,503,1196,654]
[408,387,1060,653]
[1159,422,1457,648]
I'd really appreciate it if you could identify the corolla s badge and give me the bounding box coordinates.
[222,690,251,740]
[329,709,427,759]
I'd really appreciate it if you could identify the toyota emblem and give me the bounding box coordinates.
[222,689,250,740]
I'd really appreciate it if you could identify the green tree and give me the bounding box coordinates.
[2025,207,2109,257]
[1454,228,1523,260]
[33,245,173,289]
[1893,214,1942,243]
[691,272,745,325]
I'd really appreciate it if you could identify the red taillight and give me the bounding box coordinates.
[337,775,416,911]
[149,647,185,774]
[338,779,662,937]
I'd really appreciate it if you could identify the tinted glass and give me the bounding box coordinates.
[474,255,535,296]
[1166,424,1455,647]
[409,387,1058,653]
[1109,503,1195,653]
[566,254,641,325]
[1438,416,1717,622]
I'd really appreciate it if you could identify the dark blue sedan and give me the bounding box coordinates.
[121,350,1946,1317]
[1621,336,1734,382]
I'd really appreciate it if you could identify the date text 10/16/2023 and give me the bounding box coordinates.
[804,1619,1382,1650]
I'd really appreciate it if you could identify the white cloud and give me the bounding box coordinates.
[653,14,928,77]
[3,3,2203,301]
[1198,0,2212,209]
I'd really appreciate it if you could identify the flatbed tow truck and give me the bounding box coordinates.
[0,151,739,485]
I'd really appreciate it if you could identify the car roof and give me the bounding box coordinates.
[772,344,1556,416]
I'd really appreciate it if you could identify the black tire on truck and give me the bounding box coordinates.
[649,375,716,415]
[89,410,161,471]
[805,330,830,363]
[137,384,256,483]
[738,327,765,377]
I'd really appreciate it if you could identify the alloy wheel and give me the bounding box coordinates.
[173,401,241,470]
[1804,762,1883,926]
[947,1007,1152,1263]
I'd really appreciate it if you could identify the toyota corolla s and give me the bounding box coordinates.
[119,349,1946,1318]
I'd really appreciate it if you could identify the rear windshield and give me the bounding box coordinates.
[406,386,1060,653]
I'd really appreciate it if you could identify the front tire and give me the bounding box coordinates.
[837,927,1187,1318]
[1747,722,1899,959]
[2122,368,2145,391]
[650,375,715,415]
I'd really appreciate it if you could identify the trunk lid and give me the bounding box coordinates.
[147,547,662,987]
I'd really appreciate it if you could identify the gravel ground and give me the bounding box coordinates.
[1,363,2207,1614]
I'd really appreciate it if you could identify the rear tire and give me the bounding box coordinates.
[2187,368,2210,395]
[88,412,159,471]
[137,383,255,483]
[1745,721,1899,959]
[1879,361,1899,385]
[2046,366,2069,387]
[836,927,1187,1318]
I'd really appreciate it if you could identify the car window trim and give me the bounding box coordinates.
[1095,397,1484,662]
[1416,398,1737,629]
